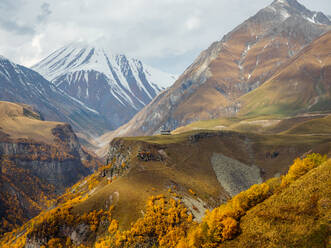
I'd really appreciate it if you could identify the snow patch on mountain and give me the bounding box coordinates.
[143,64,177,89]
[270,0,331,25]
[279,9,290,20]
[61,90,100,115]
[305,13,318,24]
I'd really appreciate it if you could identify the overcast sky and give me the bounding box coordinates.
[0,0,330,74]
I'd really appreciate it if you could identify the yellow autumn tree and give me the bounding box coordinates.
[184,181,271,247]
[106,195,193,248]
[281,153,327,187]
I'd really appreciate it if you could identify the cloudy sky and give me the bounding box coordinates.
[0,0,330,74]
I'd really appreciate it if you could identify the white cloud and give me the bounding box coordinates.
[23,34,44,66]
[186,17,201,31]
[0,0,330,74]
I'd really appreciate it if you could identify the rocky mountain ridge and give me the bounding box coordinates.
[107,0,331,139]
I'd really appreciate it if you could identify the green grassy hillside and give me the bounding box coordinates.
[173,113,331,137]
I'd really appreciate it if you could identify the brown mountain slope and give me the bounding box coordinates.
[1,128,330,247]
[0,101,100,234]
[105,0,331,142]
[238,30,331,117]
[172,113,331,137]
[1,132,329,247]
[0,101,63,144]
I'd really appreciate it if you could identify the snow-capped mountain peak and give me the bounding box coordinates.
[33,42,176,91]
[32,43,177,130]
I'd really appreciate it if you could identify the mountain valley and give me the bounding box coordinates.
[0,0,330,247]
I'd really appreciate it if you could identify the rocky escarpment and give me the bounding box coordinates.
[106,139,134,168]
[0,142,88,190]
[0,124,99,190]
[104,138,167,181]
[0,103,101,234]
[107,138,166,165]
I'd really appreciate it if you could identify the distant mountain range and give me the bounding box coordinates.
[32,43,176,130]
[109,0,331,139]
[0,0,330,246]
[0,55,108,136]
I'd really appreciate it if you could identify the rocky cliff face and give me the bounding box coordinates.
[0,132,98,234]
[0,125,100,185]
[108,0,331,138]
[0,139,89,191]
[0,102,101,234]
